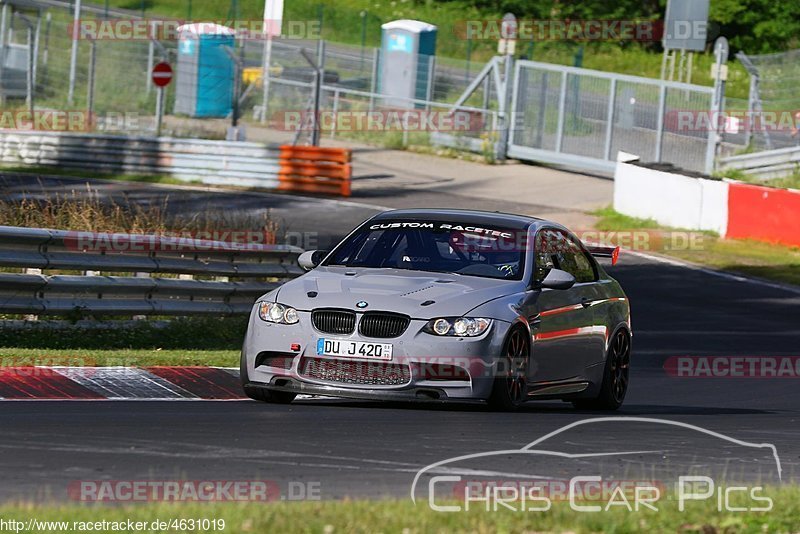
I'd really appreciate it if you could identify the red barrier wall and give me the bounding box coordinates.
[727,182,800,247]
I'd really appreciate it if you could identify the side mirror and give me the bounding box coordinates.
[298,250,329,271]
[540,268,576,290]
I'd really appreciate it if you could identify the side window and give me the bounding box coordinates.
[534,229,596,285]
[533,229,558,285]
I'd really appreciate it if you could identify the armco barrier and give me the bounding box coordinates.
[278,145,352,197]
[0,225,304,316]
[0,131,282,188]
[719,146,800,181]
[613,162,728,235]
[726,183,800,247]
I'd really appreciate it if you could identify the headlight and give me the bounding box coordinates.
[258,301,300,324]
[425,317,492,337]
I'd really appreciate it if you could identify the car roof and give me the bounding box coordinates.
[370,208,558,232]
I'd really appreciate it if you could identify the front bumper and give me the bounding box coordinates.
[245,377,487,404]
[242,311,512,401]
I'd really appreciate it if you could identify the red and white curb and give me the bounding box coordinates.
[0,367,248,400]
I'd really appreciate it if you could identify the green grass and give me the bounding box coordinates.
[2,488,800,533]
[715,167,800,190]
[593,207,800,286]
[0,317,248,351]
[0,348,238,367]
[0,164,191,186]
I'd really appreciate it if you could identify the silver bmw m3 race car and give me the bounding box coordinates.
[241,209,631,410]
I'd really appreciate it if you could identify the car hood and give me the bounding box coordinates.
[275,267,523,319]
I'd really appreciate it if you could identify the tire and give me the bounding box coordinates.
[488,326,530,411]
[573,329,630,411]
[240,352,296,404]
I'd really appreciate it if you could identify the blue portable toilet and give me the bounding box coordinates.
[379,20,437,108]
[174,23,236,118]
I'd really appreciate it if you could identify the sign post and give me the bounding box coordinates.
[260,0,284,124]
[497,13,517,163]
[151,61,173,137]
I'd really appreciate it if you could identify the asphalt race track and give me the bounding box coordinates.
[1,174,799,502]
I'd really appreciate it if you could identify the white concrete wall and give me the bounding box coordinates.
[613,162,729,235]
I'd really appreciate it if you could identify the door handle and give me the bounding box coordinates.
[580,298,593,308]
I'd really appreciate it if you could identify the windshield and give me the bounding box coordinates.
[324,221,526,280]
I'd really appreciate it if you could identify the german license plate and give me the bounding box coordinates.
[316,338,393,361]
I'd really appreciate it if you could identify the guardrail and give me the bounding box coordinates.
[0,226,305,316]
[0,131,282,189]
[720,146,800,180]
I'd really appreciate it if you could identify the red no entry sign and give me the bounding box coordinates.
[151,62,173,87]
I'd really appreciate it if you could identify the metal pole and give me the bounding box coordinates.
[425,55,435,111]
[745,74,758,147]
[330,88,338,139]
[155,86,164,137]
[316,38,325,76]
[465,38,471,83]
[43,12,50,68]
[87,39,96,129]
[603,78,617,161]
[705,42,726,174]
[654,84,666,162]
[146,33,154,96]
[359,10,366,71]
[259,33,272,123]
[497,54,514,162]
[0,4,7,105]
[68,0,82,105]
[32,13,40,86]
[311,60,321,146]
[232,41,242,129]
[554,70,567,153]
[25,25,33,116]
[300,47,322,146]
[369,46,378,112]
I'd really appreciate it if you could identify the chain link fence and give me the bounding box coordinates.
[737,49,800,151]
[509,61,715,174]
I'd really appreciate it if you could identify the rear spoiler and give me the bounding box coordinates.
[585,244,621,266]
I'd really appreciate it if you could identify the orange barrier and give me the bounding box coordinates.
[278,145,352,197]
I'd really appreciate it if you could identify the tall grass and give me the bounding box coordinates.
[0,185,279,239]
